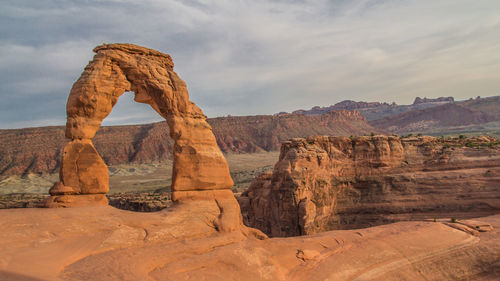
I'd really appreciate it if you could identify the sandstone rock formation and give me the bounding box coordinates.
[45,43,233,210]
[239,135,500,236]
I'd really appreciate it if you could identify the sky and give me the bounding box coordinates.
[1,0,499,129]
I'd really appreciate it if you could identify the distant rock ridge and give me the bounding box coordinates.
[289,97,461,121]
[370,102,496,133]
[238,135,500,237]
[292,100,392,116]
[292,96,455,117]
[413,96,454,105]
[0,110,377,177]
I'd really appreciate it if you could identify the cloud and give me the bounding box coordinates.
[1,0,500,128]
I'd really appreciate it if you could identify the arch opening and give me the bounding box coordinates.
[101,91,164,126]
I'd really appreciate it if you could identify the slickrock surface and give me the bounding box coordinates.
[0,207,498,280]
[239,135,500,236]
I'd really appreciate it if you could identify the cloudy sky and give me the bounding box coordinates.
[1,0,499,128]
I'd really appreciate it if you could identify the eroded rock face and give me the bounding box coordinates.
[50,139,109,195]
[239,135,500,237]
[46,43,233,207]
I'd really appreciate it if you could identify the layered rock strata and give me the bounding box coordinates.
[45,44,234,211]
[239,135,500,236]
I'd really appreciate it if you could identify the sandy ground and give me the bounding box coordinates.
[0,205,498,281]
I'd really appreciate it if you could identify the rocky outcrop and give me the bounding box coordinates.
[413,96,454,105]
[239,135,500,237]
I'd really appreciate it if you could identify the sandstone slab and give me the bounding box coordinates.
[0,207,498,280]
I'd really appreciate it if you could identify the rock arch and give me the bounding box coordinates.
[45,43,234,208]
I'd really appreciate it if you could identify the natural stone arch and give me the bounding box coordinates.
[45,43,234,207]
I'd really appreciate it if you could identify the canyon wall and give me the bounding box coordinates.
[238,135,500,237]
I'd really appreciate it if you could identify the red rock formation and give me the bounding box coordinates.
[45,44,233,211]
[239,135,500,236]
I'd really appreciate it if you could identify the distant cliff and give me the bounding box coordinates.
[292,100,391,115]
[413,96,454,105]
[238,135,500,237]
[0,110,377,176]
[211,110,372,152]
[290,97,457,120]
[370,100,499,133]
